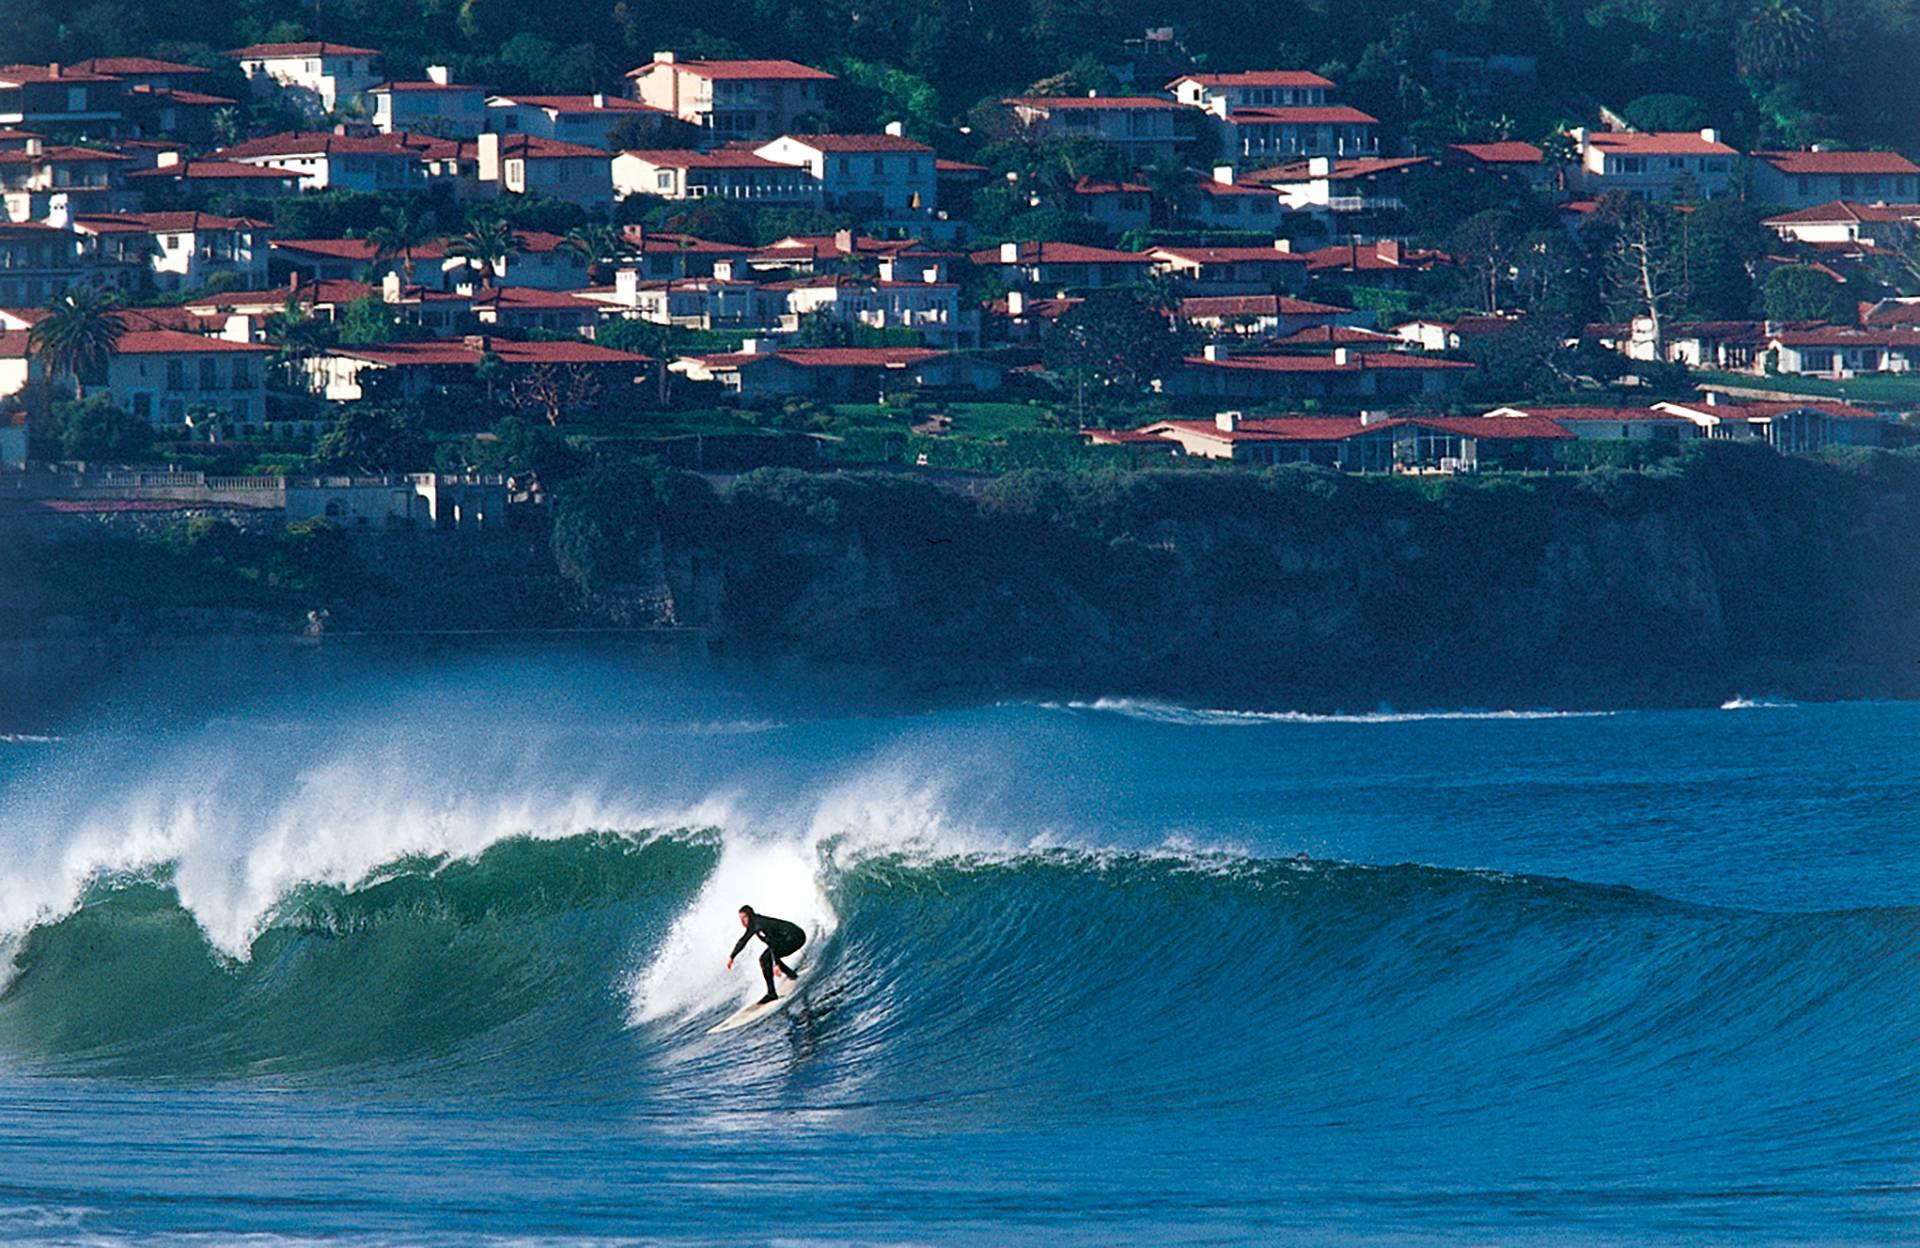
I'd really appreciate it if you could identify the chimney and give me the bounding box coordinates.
[24,137,42,157]
[427,65,451,86]
[463,333,491,352]
[877,256,897,282]
[1208,97,1229,118]
[1212,164,1234,186]
[1309,155,1332,178]
[999,241,1020,264]
[1006,290,1025,316]
[1203,343,1223,362]
[1705,391,1721,406]
[1215,410,1240,432]
[47,63,60,79]
[1360,409,1385,425]
[833,227,854,255]
[333,122,348,135]
[592,92,606,109]
[477,131,502,183]
[614,266,639,303]
[1699,127,1719,145]
[43,193,67,229]
[1273,238,1291,253]
[713,258,734,281]
[1377,239,1401,264]
[655,51,676,64]
[885,120,904,137]
[156,149,182,168]
[382,271,403,303]
[1569,126,1588,150]
[1333,346,1351,365]
[740,336,765,354]
[289,270,302,290]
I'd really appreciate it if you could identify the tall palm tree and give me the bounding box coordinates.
[557,223,627,285]
[29,286,122,399]
[367,202,440,286]
[1737,0,1819,77]
[1142,160,1199,230]
[447,212,521,284]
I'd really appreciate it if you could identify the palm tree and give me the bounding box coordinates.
[367,202,440,286]
[29,286,122,399]
[1141,161,1199,230]
[447,212,521,284]
[557,223,626,285]
[1738,0,1819,77]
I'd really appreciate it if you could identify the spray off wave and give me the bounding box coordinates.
[1049,697,1615,726]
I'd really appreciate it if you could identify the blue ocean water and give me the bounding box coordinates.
[0,654,1915,1245]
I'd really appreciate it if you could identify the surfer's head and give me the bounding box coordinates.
[738,905,754,926]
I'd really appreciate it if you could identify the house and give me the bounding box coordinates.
[272,236,446,283]
[612,148,820,204]
[1002,96,1188,166]
[617,228,752,279]
[984,290,1082,343]
[1761,200,1920,246]
[968,240,1155,290]
[1652,394,1886,449]
[0,220,89,303]
[1168,71,1334,111]
[671,341,999,400]
[761,272,974,346]
[218,130,425,192]
[1620,317,1768,369]
[1177,293,1350,337]
[1244,155,1430,215]
[126,157,303,200]
[0,140,132,220]
[94,329,271,429]
[1300,239,1451,286]
[73,210,269,292]
[0,63,124,133]
[1445,141,1554,192]
[229,42,381,117]
[475,133,612,210]
[484,94,665,147]
[1205,104,1380,167]
[1168,344,1473,400]
[582,269,763,330]
[304,335,650,403]
[1393,314,1517,352]
[627,55,834,140]
[754,131,937,215]
[1070,178,1152,232]
[118,85,237,146]
[468,285,600,338]
[1759,323,1920,377]
[70,57,211,92]
[1568,127,1736,200]
[1481,404,1697,441]
[369,69,489,137]
[1185,176,1285,229]
[1750,150,1920,209]
[1101,409,1567,469]
[751,231,938,274]
[1147,243,1308,294]
[286,472,507,530]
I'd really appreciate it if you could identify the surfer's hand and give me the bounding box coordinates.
[726,958,733,970]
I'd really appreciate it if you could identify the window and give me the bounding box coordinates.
[1840,176,1856,196]
[165,359,186,389]
[68,87,86,112]
[656,170,673,190]
[232,358,255,387]
[164,234,181,251]
[131,393,151,418]
[200,358,218,388]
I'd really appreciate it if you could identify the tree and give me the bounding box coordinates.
[606,112,705,152]
[1141,161,1199,230]
[28,287,122,399]
[508,363,603,426]
[1763,265,1852,321]
[558,223,627,285]
[311,406,429,473]
[1623,94,1710,134]
[596,316,676,405]
[550,457,711,595]
[367,201,441,285]
[447,212,521,282]
[264,294,336,365]
[48,395,152,461]
[1042,291,1183,422]
[1450,209,1522,313]
[1739,0,1820,77]
[1596,196,1684,354]
[338,296,401,345]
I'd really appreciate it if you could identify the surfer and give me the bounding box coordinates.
[727,905,806,1004]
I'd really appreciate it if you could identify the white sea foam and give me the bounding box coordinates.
[1720,697,1797,710]
[1051,697,1612,726]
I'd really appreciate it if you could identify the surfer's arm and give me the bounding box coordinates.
[728,928,754,961]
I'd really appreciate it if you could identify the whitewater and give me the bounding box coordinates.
[0,650,1915,1245]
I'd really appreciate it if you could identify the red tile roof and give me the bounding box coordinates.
[127,160,301,182]
[220,131,422,159]
[1269,324,1400,346]
[621,148,791,169]
[1004,95,1184,111]
[1178,294,1349,318]
[1448,141,1545,165]
[1246,156,1429,183]
[769,133,933,153]
[273,237,448,261]
[1766,324,1920,347]
[629,58,833,82]
[1073,177,1152,195]
[1489,405,1687,423]
[1227,106,1378,126]
[1300,242,1451,272]
[124,84,236,105]
[692,347,947,368]
[0,145,128,165]
[1185,351,1472,372]
[972,241,1152,266]
[1168,71,1334,89]
[229,42,378,59]
[75,210,264,233]
[1150,245,1308,265]
[0,63,116,84]
[72,57,209,76]
[374,80,485,94]
[1754,150,1920,177]
[335,339,648,366]
[1587,130,1735,156]
[1762,200,1920,225]
[112,330,272,355]
[499,94,662,113]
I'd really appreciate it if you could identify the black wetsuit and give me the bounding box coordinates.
[731,913,806,998]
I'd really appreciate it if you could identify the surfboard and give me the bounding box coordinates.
[706,967,805,1035]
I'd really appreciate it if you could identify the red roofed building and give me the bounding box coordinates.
[0,141,133,219]
[671,340,1000,399]
[230,43,380,118]
[127,157,302,199]
[1653,394,1887,450]
[306,334,650,403]
[91,328,273,429]
[1752,150,1920,209]
[369,69,490,137]
[1168,71,1335,111]
[1103,408,1564,470]
[755,131,937,215]
[1482,404,1697,442]
[70,58,210,92]
[74,210,269,292]
[0,64,123,131]
[970,240,1155,291]
[627,54,834,141]
[1070,177,1153,232]
[1177,293,1351,337]
[475,133,613,210]
[1147,242,1308,294]
[613,147,819,204]
[1446,141,1555,193]
[1171,344,1474,401]
[1242,154,1430,215]
[1759,323,1920,377]
[119,84,239,146]
[1300,239,1452,286]
[1570,127,1736,200]
[484,93,668,148]
[1003,96,1188,166]
[1207,105,1379,167]
[1761,200,1920,246]
[218,130,428,192]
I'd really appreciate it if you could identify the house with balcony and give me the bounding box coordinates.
[127,157,302,201]
[1759,323,1920,377]
[303,334,649,403]
[0,63,125,134]
[1568,128,1736,200]
[581,267,764,331]
[627,55,834,141]
[229,42,380,118]
[1652,394,1886,449]
[73,210,269,292]
[369,69,490,137]
[764,273,973,347]
[1762,201,1920,245]
[1245,155,1430,216]
[1168,71,1334,111]
[617,228,752,279]
[1300,239,1452,287]
[0,220,88,304]
[0,140,132,220]
[1185,176,1286,229]
[1750,149,1920,209]
[1003,96,1187,166]
[217,130,426,192]
[92,329,272,429]
[612,148,820,204]
[755,131,937,215]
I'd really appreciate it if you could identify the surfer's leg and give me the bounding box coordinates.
[758,947,778,1000]
[771,933,802,979]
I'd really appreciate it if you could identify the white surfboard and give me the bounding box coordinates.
[707,967,806,1035]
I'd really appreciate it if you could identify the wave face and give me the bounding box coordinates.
[1,656,1917,1243]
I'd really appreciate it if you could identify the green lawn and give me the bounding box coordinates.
[1694,370,1920,409]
